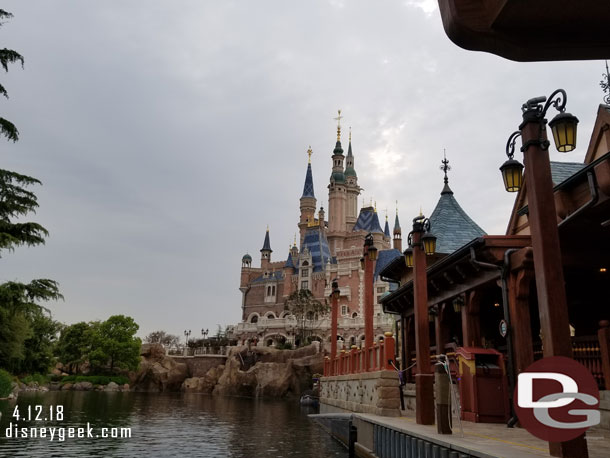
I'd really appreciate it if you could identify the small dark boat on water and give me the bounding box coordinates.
[299,394,319,407]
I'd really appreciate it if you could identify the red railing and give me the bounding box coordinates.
[323,333,396,376]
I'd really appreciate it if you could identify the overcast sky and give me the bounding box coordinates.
[0,1,606,340]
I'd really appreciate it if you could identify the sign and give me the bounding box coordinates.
[514,356,600,442]
[499,319,507,338]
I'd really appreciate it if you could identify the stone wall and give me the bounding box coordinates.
[319,370,401,417]
[170,355,227,377]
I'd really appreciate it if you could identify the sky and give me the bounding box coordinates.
[0,1,606,341]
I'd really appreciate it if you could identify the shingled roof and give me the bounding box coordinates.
[353,207,384,233]
[428,183,486,255]
[550,161,586,186]
[301,226,333,272]
[374,249,402,281]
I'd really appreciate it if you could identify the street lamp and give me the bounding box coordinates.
[201,328,209,338]
[363,233,377,365]
[502,89,583,457]
[330,278,340,374]
[409,213,436,425]
[184,329,191,344]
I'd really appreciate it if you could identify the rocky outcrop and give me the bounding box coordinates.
[136,343,323,397]
[212,344,323,398]
[132,343,188,392]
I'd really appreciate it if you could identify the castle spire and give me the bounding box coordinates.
[334,109,343,143]
[440,150,453,195]
[394,203,401,232]
[261,227,272,252]
[393,202,402,251]
[301,146,315,198]
[384,211,391,238]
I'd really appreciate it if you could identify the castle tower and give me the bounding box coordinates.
[299,147,317,246]
[260,227,272,270]
[328,110,347,254]
[345,128,360,231]
[393,206,402,252]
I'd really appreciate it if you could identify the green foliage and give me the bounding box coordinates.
[0,280,62,373]
[20,373,48,385]
[0,368,13,397]
[56,322,93,372]
[144,330,179,347]
[89,315,141,372]
[275,341,293,350]
[60,375,128,386]
[0,10,62,378]
[284,289,329,347]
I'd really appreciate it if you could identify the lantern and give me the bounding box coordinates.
[549,111,579,152]
[403,247,413,268]
[421,232,437,256]
[500,158,524,192]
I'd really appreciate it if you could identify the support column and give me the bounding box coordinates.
[435,303,450,355]
[508,268,534,374]
[461,291,481,348]
[330,280,339,376]
[598,320,610,391]
[521,109,586,458]
[413,230,434,425]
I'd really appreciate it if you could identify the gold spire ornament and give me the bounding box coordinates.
[293,234,297,247]
[307,146,313,163]
[334,109,343,142]
[349,127,352,143]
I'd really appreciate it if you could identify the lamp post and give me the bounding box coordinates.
[184,329,191,344]
[330,278,340,375]
[201,328,209,353]
[501,89,585,458]
[363,233,378,370]
[405,214,437,425]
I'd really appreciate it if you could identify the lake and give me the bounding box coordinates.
[0,391,347,457]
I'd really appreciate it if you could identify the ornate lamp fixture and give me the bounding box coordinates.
[364,233,378,261]
[331,279,340,300]
[404,214,437,263]
[500,89,579,192]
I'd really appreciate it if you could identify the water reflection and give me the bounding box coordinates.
[0,392,345,457]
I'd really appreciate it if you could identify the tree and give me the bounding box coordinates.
[89,315,141,372]
[56,322,93,373]
[144,330,179,348]
[284,289,329,346]
[0,9,63,376]
[0,281,62,373]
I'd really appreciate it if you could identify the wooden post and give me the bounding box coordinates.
[461,291,481,347]
[435,363,452,434]
[364,244,375,370]
[330,285,339,376]
[598,320,610,390]
[413,229,435,425]
[520,110,586,458]
[508,267,534,374]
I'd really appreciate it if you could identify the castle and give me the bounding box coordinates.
[235,112,402,347]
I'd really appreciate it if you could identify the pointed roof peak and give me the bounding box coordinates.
[440,150,453,195]
[261,228,272,252]
[301,149,315,199]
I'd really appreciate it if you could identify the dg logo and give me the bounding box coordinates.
[514,356,600,442]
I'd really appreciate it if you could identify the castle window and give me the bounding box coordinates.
[272,285,276,296]
[341,305,348,315]
[301,280,308,290]
[250,315,258,323]
[377,286,385,294]
[301,268,308,277]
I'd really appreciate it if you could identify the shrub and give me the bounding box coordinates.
[21,373,48,385]
[60,375,128,386]
[0,369,13,397]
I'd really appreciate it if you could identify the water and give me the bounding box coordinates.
[0,392,347,457]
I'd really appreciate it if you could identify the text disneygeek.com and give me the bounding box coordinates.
[4,423,132,441]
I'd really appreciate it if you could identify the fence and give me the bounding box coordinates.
[323,333,396,376]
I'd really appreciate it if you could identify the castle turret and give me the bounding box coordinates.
[393,207,402,252]
[260,227,272,269]
[345,128,360,231]
[328,110,347,254]
[299,147,317,246]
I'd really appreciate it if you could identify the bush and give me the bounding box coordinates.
[0,369,13,397]
[20,373,49,385]
[60,375,128,386]
[276,342,293,350]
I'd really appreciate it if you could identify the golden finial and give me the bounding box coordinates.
[266,225,269,232]
[307,146,312,164]
[374,201,377,212]
[349,127,352,143]
[385,208,388,221]
[334,109,343,142]
[396,200,398,216]
[293,234,297,247]
[419,206,423,217]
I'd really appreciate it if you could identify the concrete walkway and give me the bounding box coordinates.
[354,412,610,458]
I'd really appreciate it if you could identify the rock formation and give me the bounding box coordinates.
[132,343,188,392]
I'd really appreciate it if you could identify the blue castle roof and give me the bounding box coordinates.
[374,249,402,281]
[353,207,384,233]
[302,162,315,198]
[301,226,333,272]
